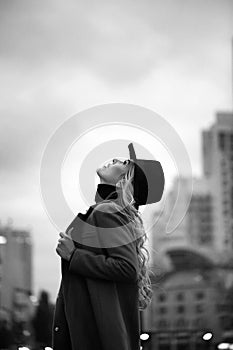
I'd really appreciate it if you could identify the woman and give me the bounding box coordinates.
[53,143,165,350]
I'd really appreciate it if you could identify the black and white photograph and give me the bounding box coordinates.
[0,1,233,349]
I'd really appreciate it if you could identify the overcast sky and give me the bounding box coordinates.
[0,0,233,302]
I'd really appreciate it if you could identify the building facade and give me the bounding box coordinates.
[202,112,233,257]
[0,222,33,325]
[144,113,233,349]
[142,267,232,350]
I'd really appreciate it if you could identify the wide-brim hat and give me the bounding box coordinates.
[128,143,165,207]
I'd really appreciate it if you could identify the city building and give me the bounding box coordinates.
[202,112,233,257]
[142,266,227,350]
[150,176,216,264]
[0,221,33,324]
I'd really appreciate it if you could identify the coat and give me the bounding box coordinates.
[52,199,141,350]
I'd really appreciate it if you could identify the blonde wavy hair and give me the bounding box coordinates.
[104,161,153,310]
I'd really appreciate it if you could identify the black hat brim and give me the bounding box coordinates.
[128,143,165,206]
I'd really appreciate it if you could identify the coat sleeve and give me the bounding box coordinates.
[68,204,139,282]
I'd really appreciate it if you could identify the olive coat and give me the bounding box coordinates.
[52,200,141,350]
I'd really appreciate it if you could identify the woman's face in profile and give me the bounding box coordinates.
[96,158,131,185]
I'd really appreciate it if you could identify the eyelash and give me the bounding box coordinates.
[123,160,129,165]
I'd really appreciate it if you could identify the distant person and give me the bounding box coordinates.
[32,290,53,349]
[53,143,165,350]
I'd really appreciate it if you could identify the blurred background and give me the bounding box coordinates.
[0,0,233,349]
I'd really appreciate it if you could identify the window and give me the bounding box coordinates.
[158,293,166,302]
[192,317,203,328]
[216,304,228,313]
[159,306,167,315]
[195,304,204,313]
[195,291,205,300]
[219,315,233,331]
[175,318,186,329]
[158,319,168,330]
[218,133,225,150]
[199,233,213,245]
[177,305,185,314]
[176,292,184,301]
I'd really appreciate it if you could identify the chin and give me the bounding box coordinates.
[96,167,105,178]
[96,168,101,176]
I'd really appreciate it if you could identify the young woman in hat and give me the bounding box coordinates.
[53,143,165,350]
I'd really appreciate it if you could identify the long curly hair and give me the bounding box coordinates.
[104,161,153,310]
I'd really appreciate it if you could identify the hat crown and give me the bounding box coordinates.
[128,143,165,206]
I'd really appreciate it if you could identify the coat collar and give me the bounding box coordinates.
[74,184,120,225]
[94,183,118,203]
[94,183,139,210]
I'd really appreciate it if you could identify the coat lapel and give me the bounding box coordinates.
[66,204,104,252]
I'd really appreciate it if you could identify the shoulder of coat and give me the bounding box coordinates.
[91,201,133,229]
[92,200,122,214]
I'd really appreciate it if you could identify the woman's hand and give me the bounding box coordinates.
[56,228,75,261]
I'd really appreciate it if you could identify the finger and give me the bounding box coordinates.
[60,231,70,240]
[59,232,66,238]
[56,245,64,254]
[56,247,61,255]
[67,227,74,238]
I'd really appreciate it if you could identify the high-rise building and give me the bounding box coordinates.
[202,112,233,256]
[150,176,216,262]
[150,112,233,262]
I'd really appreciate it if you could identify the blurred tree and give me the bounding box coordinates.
[32,290,53,349]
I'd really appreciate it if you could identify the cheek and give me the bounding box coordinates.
[108,166,123,179]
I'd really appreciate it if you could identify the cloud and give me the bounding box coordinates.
[0,0,171,84]
[1,0,232,86]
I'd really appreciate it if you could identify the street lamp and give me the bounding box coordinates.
[140,333,151,350]
[140,333,150,341]
[218,343,230,349]
[199,331,214,350]
[203,333,213,341]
